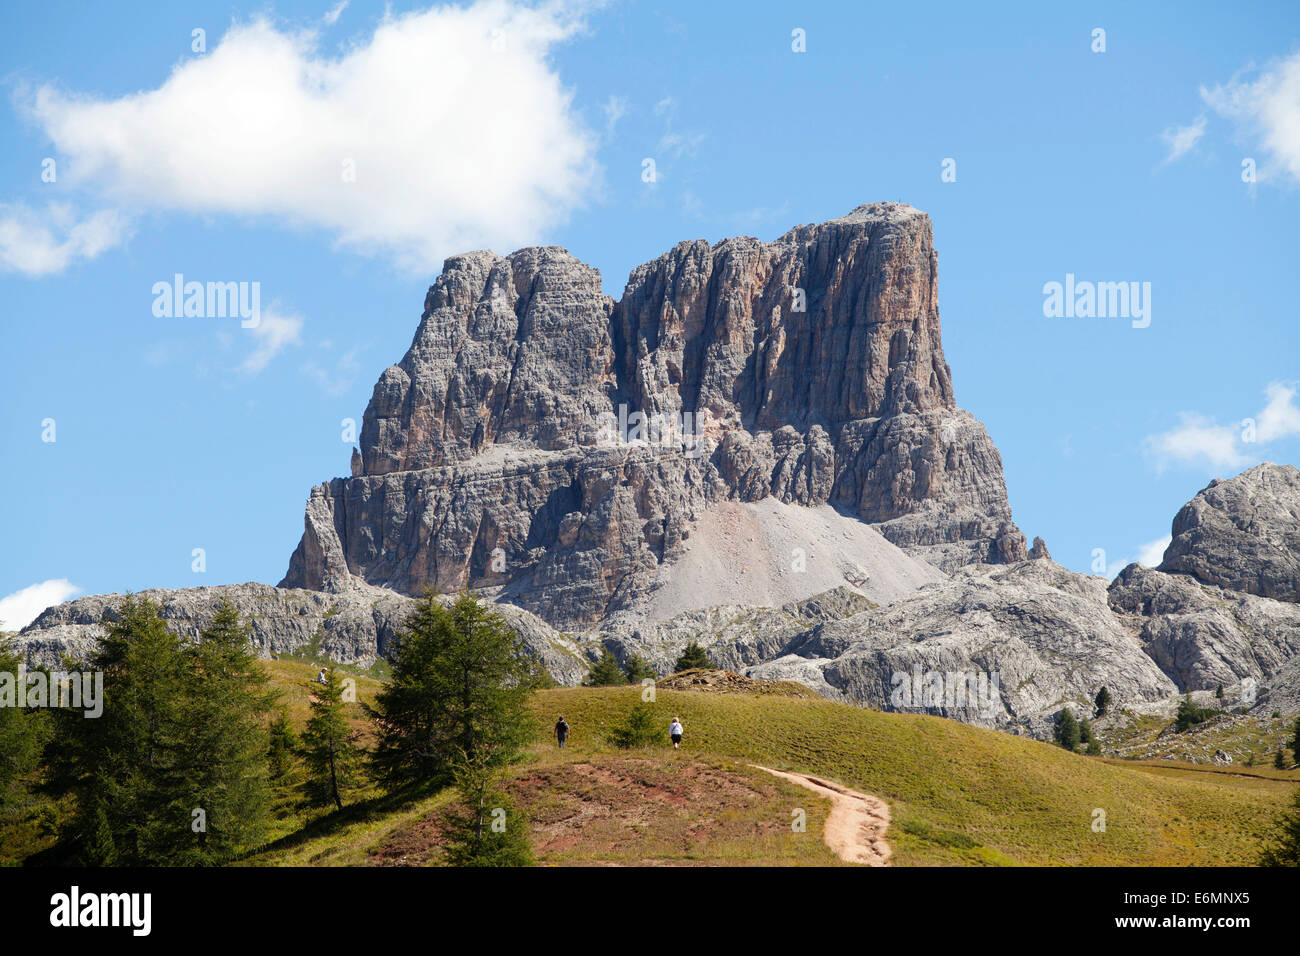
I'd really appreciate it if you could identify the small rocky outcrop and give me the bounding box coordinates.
[1159,463,1300,604]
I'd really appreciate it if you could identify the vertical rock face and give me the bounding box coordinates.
[359,247,618,475]
[282,203,1025,627]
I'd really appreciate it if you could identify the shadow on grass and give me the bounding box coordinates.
[238,778,448,862]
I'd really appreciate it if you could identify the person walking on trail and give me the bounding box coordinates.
[555,716,570,749]
[669,717,684,750]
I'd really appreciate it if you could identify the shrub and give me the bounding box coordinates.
[610,703,660,749]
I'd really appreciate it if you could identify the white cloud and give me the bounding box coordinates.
[240,311,303,374]
[602,94,627,137]
[323,1,348,26]
[659,130,705,159]
[1256,382,1300,442]
[1145,380,1299,473]
[1136,535,1172,568]
[23,2,599,275]
[1145,414,1250,472]
[1103,555,1129,580]
[0,203,130,276]
[1161,115,1206,163]
[1201,50,1300,183]
[1100,535,1169,579]
[0,579,80,631]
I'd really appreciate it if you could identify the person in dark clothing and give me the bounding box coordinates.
[555,716,569,749]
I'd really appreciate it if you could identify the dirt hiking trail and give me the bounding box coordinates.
[752,765,892,866]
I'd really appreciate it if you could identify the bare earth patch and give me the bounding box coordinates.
[370,754,842,866]
[513,756,834,865]
[752,765,892,866]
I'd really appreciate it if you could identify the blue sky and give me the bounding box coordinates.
[1,0,1297,627]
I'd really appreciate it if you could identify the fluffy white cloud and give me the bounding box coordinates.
[0,203,130,277]
[0,579,80,631]
[1145,414,1250,472]
[24,2,599,274]
[1145,381,1299,473]
[1255,382,1300,443]
[1161,115,1206,163]
[1136,535,1172,568]
[1201,50,1300,183]
[240,310,303,374]
[1100,533,1171,580]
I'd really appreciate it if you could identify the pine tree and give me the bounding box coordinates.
[622,655,656,683]
[1094,686,1111,717]
[1260,788,1300,866]
[302,669,363,811]
[1053,708,1081,751]
[584,649,628,686]
[440,748,533,867]
[610,703,660,749]
[673,641,711,672]
[369,592,537,789]
[0,637,46,815]
[166,600,276,864]
[1290,714,1300,767]
[47,597,189,864]
[267,709,300,782]
[1175,692,1211,732]
[1275,749,1287,771]
[1079,718,1094,745]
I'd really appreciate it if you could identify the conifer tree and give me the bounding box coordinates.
[369,592,536,788]
[1053,708,1081,751]
[673,641,711,672]
[1260,788,1300,866]
[0,636,46,815]
[1079,718,1094,746]
[1094,686,1111,717]
[622,655,656,683]
[267,709,300,782]
[48,597,189,864]
[303,669,363,811]
[584,649,627,686]
[610,703,660,749]
[167,600,276,863]
[440,747,533,867]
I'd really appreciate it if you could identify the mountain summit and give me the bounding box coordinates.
[281,203,1024,628]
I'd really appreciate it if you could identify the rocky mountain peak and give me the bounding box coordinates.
[282,204,1025,628]
[1159,462,1300,603]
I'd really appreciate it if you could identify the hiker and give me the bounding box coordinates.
[316,667,328,685]
[555,716,569,749]
[669,716,684,750]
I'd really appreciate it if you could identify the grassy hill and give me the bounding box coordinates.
[239,662,1297,867]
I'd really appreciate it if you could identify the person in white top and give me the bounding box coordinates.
[669,717,684,749]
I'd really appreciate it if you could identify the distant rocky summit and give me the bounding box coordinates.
[14,205,1299,741]
[280,202,1024,628]
[1158,462,1300,604]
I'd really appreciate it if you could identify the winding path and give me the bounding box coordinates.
[752,765,892,866]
